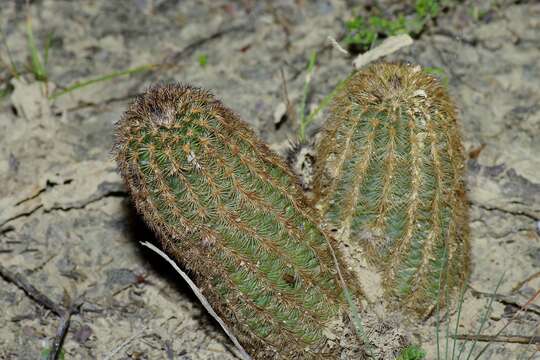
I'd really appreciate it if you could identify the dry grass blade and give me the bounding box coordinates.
[352,34,413,69]
[453,334,540,345]
[140,241,252,360]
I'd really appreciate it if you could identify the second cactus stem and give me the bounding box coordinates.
[314,63,470,315]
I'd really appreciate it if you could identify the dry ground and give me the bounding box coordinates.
[0,1,539,359]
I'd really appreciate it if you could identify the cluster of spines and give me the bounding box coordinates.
[115,84,351,358]
[314,63,470,314]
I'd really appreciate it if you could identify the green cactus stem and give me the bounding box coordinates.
[115,84,356,359]
[314,63,470,315]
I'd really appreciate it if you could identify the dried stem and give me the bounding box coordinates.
[140,241,252,360]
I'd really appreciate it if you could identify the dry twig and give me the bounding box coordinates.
[512,271,540,293]
[470,287,540,316]
[0,263,64,316]
[327,36,350,56]
[452,334,540,345]
[279,67,295,123]
[0,263,82,360]
[48,301,82,360]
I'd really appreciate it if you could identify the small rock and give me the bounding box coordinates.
[105,268,137,288]
[73,324,93,344]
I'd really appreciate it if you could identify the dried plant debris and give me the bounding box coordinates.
[285,139,316,192]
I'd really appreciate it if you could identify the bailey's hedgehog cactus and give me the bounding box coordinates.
[313,63,470,315]
[114,84,357,359]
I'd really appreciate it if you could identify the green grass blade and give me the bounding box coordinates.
[444,260,451,359]
[323,229,372,357]
[462,272,505,360]
[456,334,467,358]
[342,287,374,357]
[451,282,467,359]
[49,64,155,100]
[435,247,449,360]
[302,72,352,138]
[26,15,47,81]
[298,51,317,141]
[436,287,441,358]
[43,31,53,67]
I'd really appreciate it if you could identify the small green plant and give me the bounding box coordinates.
[198,53,208,67]
[40,347,65,360]
[344,0,450,51]
[416,0,441,19]
[398,344,426,360]
[0,35,19,81]
[344,15,409,49]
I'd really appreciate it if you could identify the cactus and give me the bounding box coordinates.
[114,84,356,359]
[314,63,470,315]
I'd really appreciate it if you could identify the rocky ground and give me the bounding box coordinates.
[0,1,539,359]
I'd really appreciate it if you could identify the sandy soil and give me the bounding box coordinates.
[0,1,539,359]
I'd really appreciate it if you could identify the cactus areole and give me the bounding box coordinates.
[114,84,354,359]
[314,63,470,315]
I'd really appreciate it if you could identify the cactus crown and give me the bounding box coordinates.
[115,84,352,358]
[314,63,469,314]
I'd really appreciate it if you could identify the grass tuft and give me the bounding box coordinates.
[1,10,155,102]
[25,14,52,82]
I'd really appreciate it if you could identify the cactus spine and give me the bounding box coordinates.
[314,63,470,315]
[115,84,355,359]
